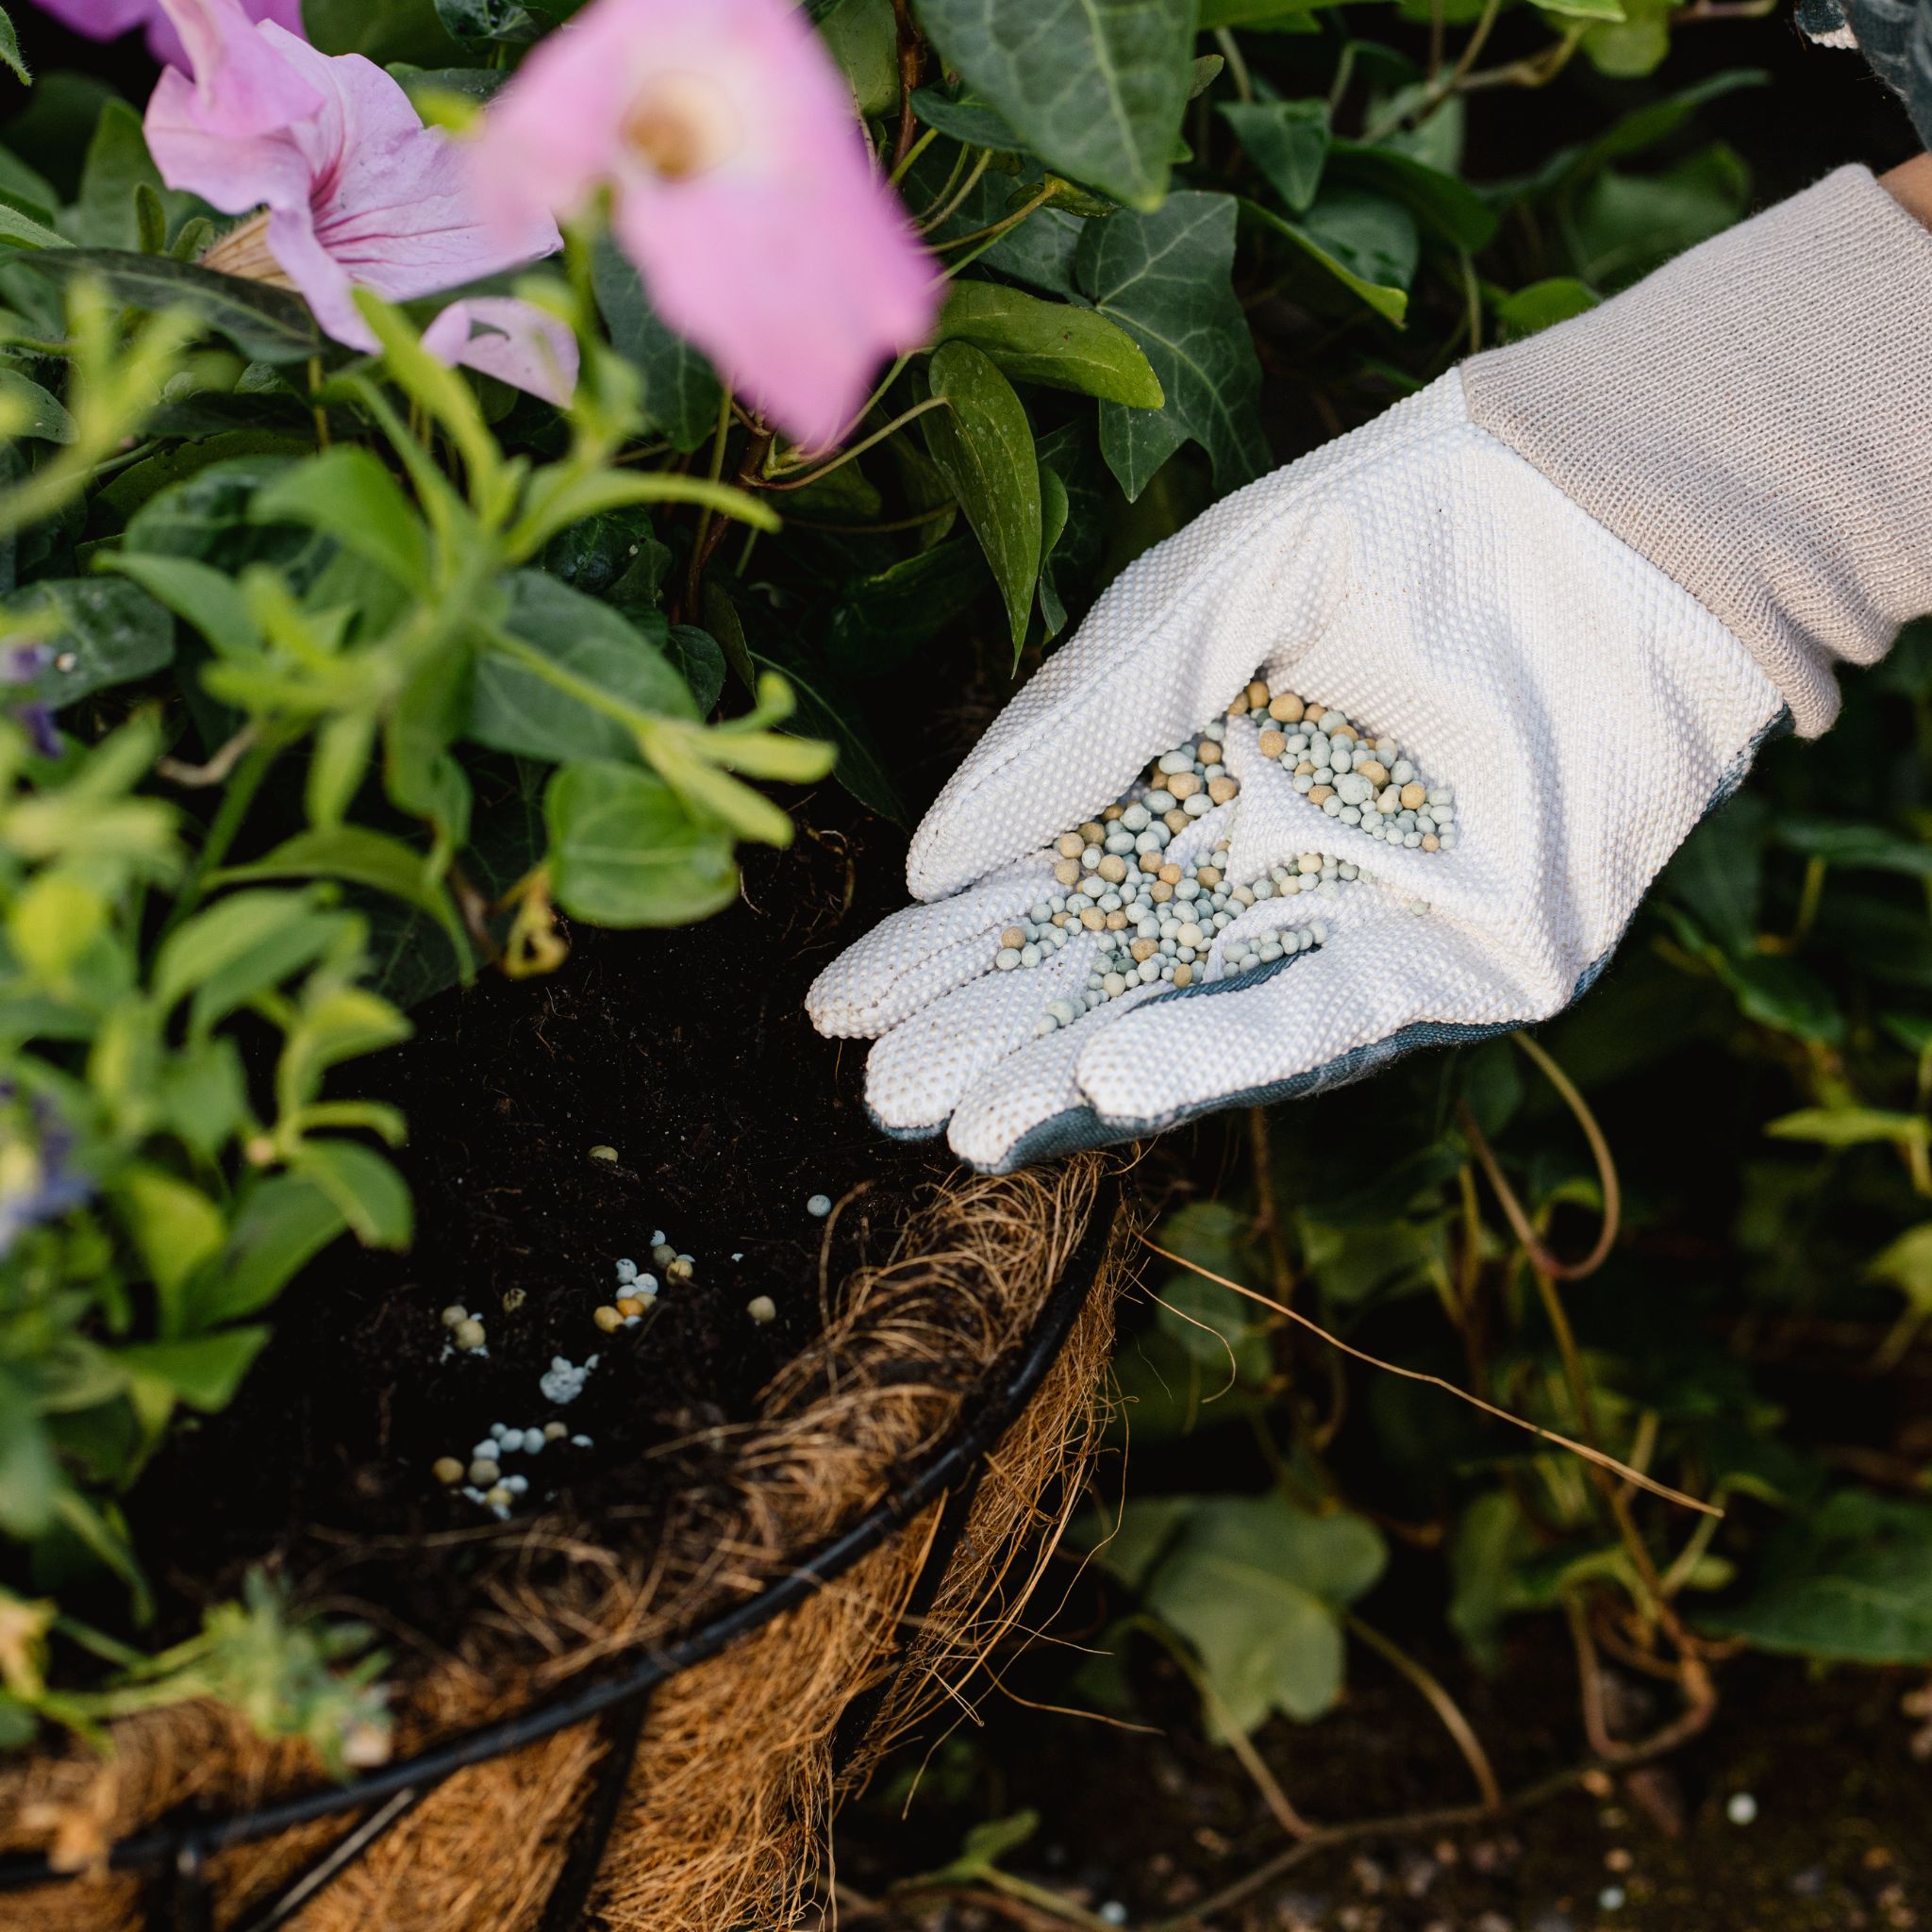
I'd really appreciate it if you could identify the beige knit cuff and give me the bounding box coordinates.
[1461,165,1932,736]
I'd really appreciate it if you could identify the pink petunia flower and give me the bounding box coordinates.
[143,0,560,358]
[469,0,937,449]
[28,0,305,78]
[422,297,579,408]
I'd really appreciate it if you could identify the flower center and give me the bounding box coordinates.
[620,72,740,182]
[200,211,297,291]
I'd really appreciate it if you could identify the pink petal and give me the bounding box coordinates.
[153,0,322,137]
[148,23,558,353]
[30,0,305,66]
[470,0,936,448]
[422,297,579,408]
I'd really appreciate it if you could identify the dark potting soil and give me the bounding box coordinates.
[128,791,951,1655]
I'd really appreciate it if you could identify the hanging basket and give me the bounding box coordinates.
[0,1152,1133,1932]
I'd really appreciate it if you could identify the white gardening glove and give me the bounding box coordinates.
[808,168,1932,1173]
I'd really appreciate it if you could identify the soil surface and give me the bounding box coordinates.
[829,1627,1932,1932]
[128,791,949,1653]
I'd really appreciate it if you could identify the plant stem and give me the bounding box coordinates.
[918,147,994,234]
[1345,1612,1504,1812]
[1214,27,1254,104]
[939,185,1058,278]
[161,736,279,936]
[758,396,949,493]
[1363,0,1502,141]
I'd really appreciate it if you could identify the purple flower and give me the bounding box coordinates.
[2,642,58,758]
[142,0,559,358]
[0,1091,92,1259]
[26,0,305,75]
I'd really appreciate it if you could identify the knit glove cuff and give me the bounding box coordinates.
[1461,164,1932,738]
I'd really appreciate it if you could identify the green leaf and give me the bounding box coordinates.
[1077,192,1270,500]
[287,1138,412,1248]
[179,1176,349,1333]
[745,641,908,824]
[0,1381,58,1539]
[1494,276,1599,341]
[1132,1494,1388,1738]
[22,249,324,361]
[1700,1492,1932,1664]
[1,577,174,708]
[1199,0,1341,19]
[213,827,471,969]
[1775,816,1932,879]
[1532,0,1624,17]
[0,197,66,248]
[96,552,254,664]
[1867,1224,1932,1319]
[1764,1107,1930,1152]
[119,1329,270,1412]
[0,366,71,441]
[250,447,430,592]
[433,0,551,42]
[70,100,163,253]
[1326,142,1496,250]
[1240,195,1408,326]
[934,280,1163,407]
[1219,100,1328,213]
[665,625,725,715]
[0,9,30,87]
[922,341,1041,658]
[911,0,1195,210]
[591,235,724,452]
[819,0,899,116]
[1037,462,1071,638]
[118,1166,227,1324]
[470,569,698,763]
[545,759,740,927]
[907,86,1022,150]
[155,889,333,1007]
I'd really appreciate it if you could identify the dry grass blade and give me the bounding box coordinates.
[1137,1239,1721,1520]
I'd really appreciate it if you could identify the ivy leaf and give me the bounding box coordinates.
[1076,192,1269,501]
[922,340,1041,658]
[1326,142,1497,250]
[545,759,740,927]
[912,0,1195,210]
[22,249,324,362]
[1219,99,1329,213]
[1494,276,1599,341]
[935,280,1163,407]
[2,577,174,708]
[432,0,552,43]
[591,235,723,452]
[908,85,1023,150]
[1700,1492,1932,1664]
[1120,1493,1388,1738]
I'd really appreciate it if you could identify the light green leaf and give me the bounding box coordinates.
[1764,1107,1930,1152]
[1494,276,1599,341]
[251,447,430,591]
[181,1175,352,1330]
[1077,192,1270,500]
[120,1329,271,1411]
[285,1140,412,1249]
[819,0,898,115]
[0,1382,57,1539]
[118,1165,227,1325]
[0,197,66,249]
[935,281,1163,408]
[1219,99,1328,213]
[1532,0,1624,17]
[92,553,258,658]
[214,828,470,968]
[1133,1494,1389,1738]
[912,0,1196,210]
[1867,1224,1932,1318]
[545,759,740,927]
[922,340,1041,658]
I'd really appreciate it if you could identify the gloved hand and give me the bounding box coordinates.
[808,166,1932,1172]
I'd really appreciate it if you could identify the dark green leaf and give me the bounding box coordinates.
[433,0,552,43]
[1241,196,1409,325]
[22,248,324,362]
[912,0,1195,210]
[250,447,430,591]
[922,340,1041,658]
[70,100,163,253]
[545,758,740,926]
[1219,100,1328,213]
[827,539,988,678]
[908,87,1023,150]
[2,576,173,708]
[1077,192,1270,500]
[119,1330,271,1412]
[0,1378,57,1538]
[1326,142,1497,250]
[287,1140,413,1248]
[0,10,28,88]
[181,1176,352,1330]
[470,569,697,763]
[665,625,725,715]
[1701,1492,1932,1664]
[0,365,70,441]
[591,235,723,452]
[819,0,898,116]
